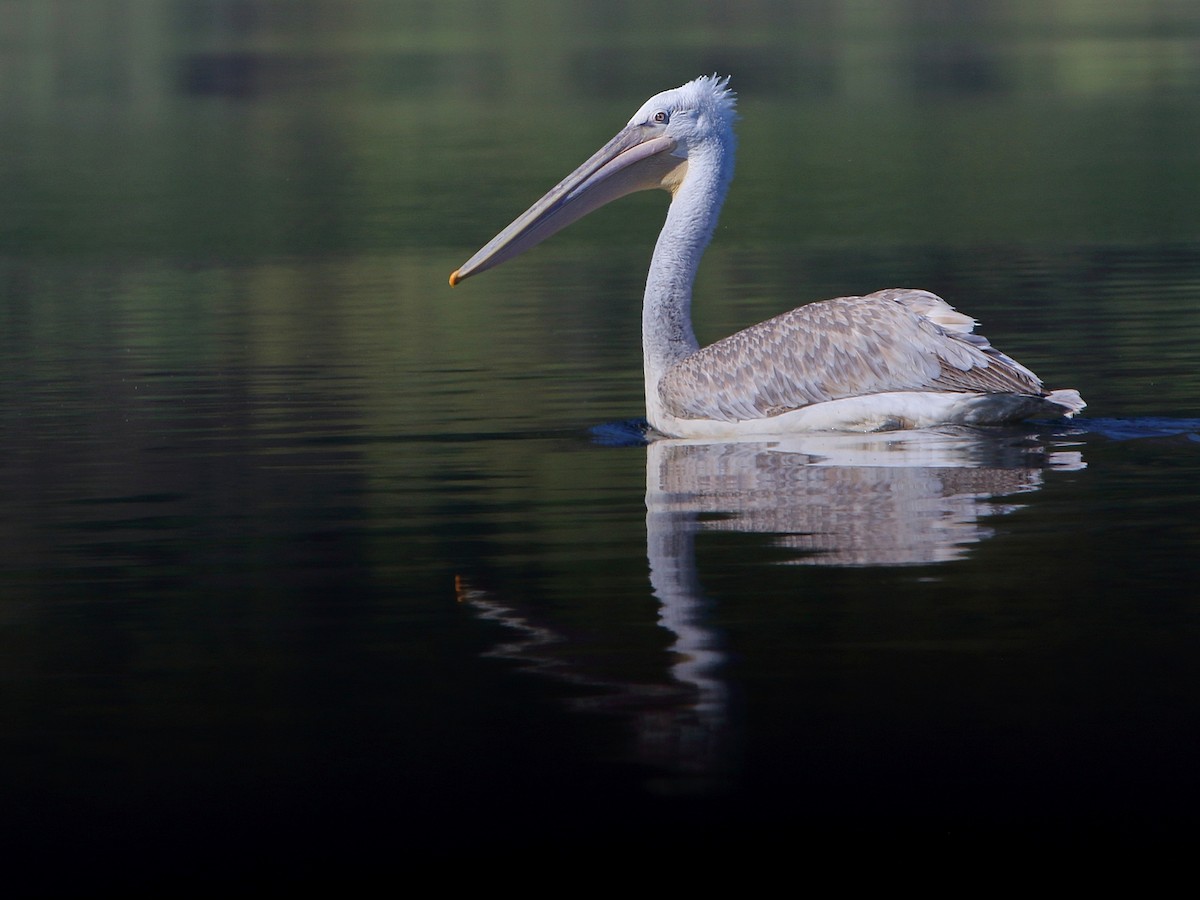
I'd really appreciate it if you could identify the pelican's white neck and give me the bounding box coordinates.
[642,140,733,418]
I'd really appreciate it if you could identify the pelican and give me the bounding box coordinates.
[450,75,1084,437]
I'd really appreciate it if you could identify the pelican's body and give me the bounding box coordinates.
[450,75,1084,437]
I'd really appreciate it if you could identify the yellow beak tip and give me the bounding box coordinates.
[449,270,461,287]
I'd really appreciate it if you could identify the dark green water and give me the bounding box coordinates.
[3,2,1200,887]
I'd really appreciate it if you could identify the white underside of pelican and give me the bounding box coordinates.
[647,389,1081,439]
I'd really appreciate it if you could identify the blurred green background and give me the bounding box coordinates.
[4,0,1198,256]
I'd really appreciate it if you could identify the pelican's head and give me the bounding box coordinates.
[625,73,738,171]
[450,75,737,286]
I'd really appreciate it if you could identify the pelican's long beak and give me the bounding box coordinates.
[449,125,682,286]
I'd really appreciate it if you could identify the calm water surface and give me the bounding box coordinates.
[3,3,1200,886]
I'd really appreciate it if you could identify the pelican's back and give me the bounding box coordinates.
[657,289,1061,423]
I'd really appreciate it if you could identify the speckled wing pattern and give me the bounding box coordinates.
[658,289,1047,422]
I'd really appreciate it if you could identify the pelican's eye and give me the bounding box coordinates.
[652,109,670,125]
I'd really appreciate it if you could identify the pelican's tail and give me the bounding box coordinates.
[1045,388,1086,418]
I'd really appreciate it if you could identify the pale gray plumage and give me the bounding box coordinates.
[658,288,1046,422]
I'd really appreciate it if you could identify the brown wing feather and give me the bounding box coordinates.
[658,289,1047,422]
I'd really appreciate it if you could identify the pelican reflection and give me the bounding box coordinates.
[459,427,1085,789]
[648,427,1084,568]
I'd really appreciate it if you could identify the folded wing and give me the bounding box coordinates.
[658,289,1049,422]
